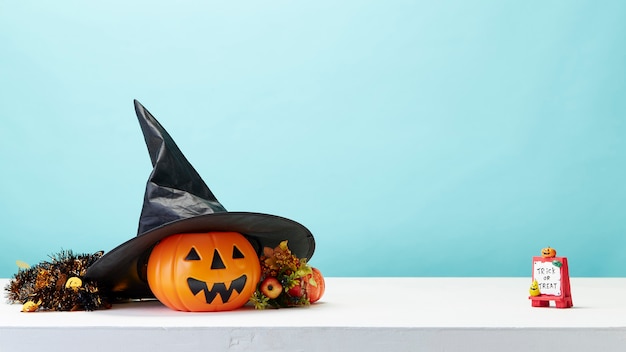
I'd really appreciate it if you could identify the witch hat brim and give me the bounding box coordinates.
[86,100,315,298]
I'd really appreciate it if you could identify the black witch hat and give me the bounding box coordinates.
[86,100,315,298]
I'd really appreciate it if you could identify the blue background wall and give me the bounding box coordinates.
[1,1,624,278]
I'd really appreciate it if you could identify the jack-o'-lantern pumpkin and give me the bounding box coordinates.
[541,246,557,258]
[147,232,261,312]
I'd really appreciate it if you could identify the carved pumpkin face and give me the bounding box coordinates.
[541,246,557,258]
[147,232,261,312]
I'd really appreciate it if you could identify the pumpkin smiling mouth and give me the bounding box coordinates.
[187,275,248,304]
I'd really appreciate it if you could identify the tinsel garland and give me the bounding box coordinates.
[4,250,111,312]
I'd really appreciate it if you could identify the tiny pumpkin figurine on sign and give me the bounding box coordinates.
[541,246,557,258]
[83,101,318,312]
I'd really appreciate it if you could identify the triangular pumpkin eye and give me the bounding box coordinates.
[211,249,226,269]
[232,245,245,259]
[185,247,201,261]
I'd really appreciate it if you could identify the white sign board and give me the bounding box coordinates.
[533,260,562,296]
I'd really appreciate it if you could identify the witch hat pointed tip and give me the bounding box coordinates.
[134,99,145,111]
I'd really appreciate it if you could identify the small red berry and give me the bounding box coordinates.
[287,284,303,298]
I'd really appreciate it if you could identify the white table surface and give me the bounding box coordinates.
[2,277,626,351]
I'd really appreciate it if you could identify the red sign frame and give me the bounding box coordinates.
[529,256,573,308]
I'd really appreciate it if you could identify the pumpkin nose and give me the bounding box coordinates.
[211,249,226,269]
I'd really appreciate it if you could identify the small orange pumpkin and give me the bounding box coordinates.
[541,246,557,258]
[147,232,261,312]
[306,267,325,303]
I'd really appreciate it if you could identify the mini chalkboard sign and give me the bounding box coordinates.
[529,247,572,308]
